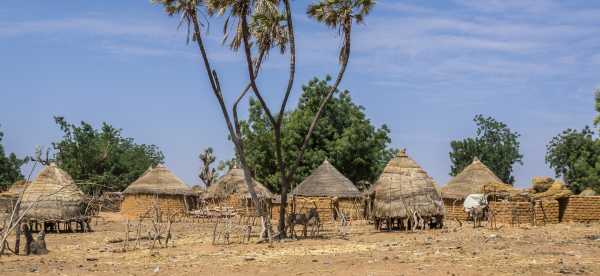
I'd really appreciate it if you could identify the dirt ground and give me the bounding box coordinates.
[1,212,599,276]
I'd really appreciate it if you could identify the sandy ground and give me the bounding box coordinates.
[1,212,600,276]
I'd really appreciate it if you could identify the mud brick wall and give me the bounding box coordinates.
[121,194,187,218]
[561,196,600,222]
[489,200,559,225]
[443,198,469,221]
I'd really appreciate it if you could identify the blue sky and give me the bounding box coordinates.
[1,0,599,188]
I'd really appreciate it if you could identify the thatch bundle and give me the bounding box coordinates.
[579,188,598,196]
[370,149,443,219]
[205,168,273,199]
[123,164,193,196]
[531,176,554,193]
[440,158,508,199]
[292,160,360,198]
[530,179,572,200]
[20,163,87,220]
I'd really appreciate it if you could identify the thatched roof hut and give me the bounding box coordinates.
[370,149,443,219]
[440,158,507,199]
[205,168,273,200]
[121,164,193,218]
[21,163,87,220]
[123,164,193,196]
[292,160,360,198]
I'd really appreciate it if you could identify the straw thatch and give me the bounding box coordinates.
[531,176,554,193]
[1,180,30,197]
[20,163,87,220]
[530,179,572,199]
[440,158,507,199]
[292,160,360,198]
[370,149,443,219]
[579,188,598,196]
[205,168,273,199]
[123,164,193,196]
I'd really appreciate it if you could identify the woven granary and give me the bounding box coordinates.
[205,168,273,216]
[370,149,443,220]
[20,163,87,220]
[292,160,363,220]
[121,164,193,218]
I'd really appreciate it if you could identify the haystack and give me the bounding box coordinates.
[205,168,273,216]
[369,149,444,229]
[121,164,193,218]
[20,163,87,221]
[579,188,598,196]
[292,160,362,220]
[530,179,572,200]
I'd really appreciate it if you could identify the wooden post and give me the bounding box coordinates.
[14,223,21,255]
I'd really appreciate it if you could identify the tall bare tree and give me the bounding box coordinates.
[153,0,374,237]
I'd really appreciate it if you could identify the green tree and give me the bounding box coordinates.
[52,117,164,195]
[546,127,600,193]
[449,115,523,184]
[240,77,396,192]
[0,126,28,191]
[198,147,218,187]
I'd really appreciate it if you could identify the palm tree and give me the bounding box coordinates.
[289,0,376,189]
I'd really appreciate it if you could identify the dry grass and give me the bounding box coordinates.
[1,212,600,275]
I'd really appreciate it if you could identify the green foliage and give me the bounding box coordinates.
[0,126,28,191]
[546,127,600,194]
[449,115,523,184]
[239,77,396,193]
[52,117,164,195]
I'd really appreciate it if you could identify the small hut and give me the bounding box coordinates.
[204,168,273,216]
[292,160,362,221]
[20,163,90,231]
[440,158,512,220]
[121,164,193,218]
[369,149,444,230]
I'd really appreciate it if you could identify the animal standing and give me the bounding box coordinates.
[285,208,320,238]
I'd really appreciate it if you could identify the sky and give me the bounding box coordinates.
[1,0,599,188]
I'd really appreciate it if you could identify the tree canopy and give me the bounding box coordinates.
[546,127,600,194]
[239,77,396,193]
[52,117,164,195]
[0,126,28,191]
[449,115,523,184]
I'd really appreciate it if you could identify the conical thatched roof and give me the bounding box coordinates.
[123,164,193,196]
[371,149,443,219]
[292,160,360,198]
[205,168,273,199]
[440,158,507,199]
[21,163,86,220]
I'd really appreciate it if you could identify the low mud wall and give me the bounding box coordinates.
[560,196,600,222]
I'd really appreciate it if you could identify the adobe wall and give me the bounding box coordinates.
[443,198,469,221]
[560,196,600,222]
[489,200,559,225]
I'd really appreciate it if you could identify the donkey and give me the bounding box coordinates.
[469,205,487,228]
[286,208,320,238]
